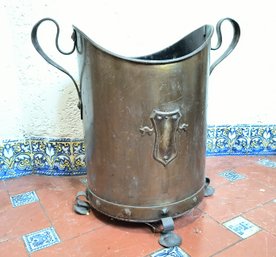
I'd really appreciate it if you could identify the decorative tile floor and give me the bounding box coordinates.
[151,247,190,257]
[218,170,246,182]
[22,227,60,253]
[10,191,39,207]
[0,155,275,257]
[223,216,261,239]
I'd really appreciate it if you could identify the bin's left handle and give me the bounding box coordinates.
[31,18,83,119]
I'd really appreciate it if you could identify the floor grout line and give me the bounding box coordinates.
[210,238,243,257]
[38,199,55,228]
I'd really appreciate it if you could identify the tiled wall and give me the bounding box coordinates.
[206,124,275,155]
[0,125,275,179]
[0,138,86,179]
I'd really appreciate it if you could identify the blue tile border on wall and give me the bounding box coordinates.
[0,137,86,179]
[0,125,275,179]
[206,124,276,156]
[0,139,33,179]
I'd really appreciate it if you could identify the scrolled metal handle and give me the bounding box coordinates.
[31,18,83,118]
[210,17,241,74]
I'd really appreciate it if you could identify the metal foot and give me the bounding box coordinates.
[74,190,91,215]
[159,217,182,248]
[204,177,215,197]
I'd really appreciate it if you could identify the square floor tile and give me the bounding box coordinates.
[0,238,29,257]
[151,247,190,257]
[223,216,261,239]
[0,203,51,241]
[219,170,246,182]
[37,187,106,241]
[175,211,240,257]
[10,191,39,207]
[22,227,60,253]
[198,176,275,223]
[214,231,276,257]
[244,200,276,236]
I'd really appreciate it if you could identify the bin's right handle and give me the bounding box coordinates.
[31,18,83,118]
[210,17,241,74]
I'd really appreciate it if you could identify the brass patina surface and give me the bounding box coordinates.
[31,18,240,222]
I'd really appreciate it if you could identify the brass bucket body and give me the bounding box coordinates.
[31,18,240,222]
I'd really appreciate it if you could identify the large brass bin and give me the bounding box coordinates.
[31,17,240,222]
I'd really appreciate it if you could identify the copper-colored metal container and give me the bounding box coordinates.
[31,18,240,222]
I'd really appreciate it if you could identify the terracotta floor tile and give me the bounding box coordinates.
[31,224,160,257]
[0,238,28,257]
[174,210,240,257]
[236,161,276,191]
[205,160,230,189]
[239,156,276,171]
[213,231,276,257]
[244,200,276,236]
[205,156,261,189]
[206,156,260,171]
[4,175,52,194]
[174,207,204,228]
[37,187,106,241]
[0,190,12,214]
[257,155,276,163]
[0,180,6,191]
[205,156,258,188]
[0,202,51,241]
[5,175,85,195]
[198,177,276,222]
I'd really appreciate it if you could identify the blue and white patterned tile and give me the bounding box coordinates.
[206,124,276,156]
[0,138,86,179]
[0,139,32,179]
[31,138,72,174]
[151,247,190,257]
[71,140,86,175]
[10,191,39,207]
[219,170,246,182]
[223,216,261,239]
[22,227,60,253]
[31,138,86,176]
[257,158,276,168]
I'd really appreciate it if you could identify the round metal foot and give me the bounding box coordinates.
[158,217,182,247]
[74,191,91,215]
[159,231,182,247]
[204,177,215,197]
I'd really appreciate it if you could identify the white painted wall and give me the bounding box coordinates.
[0,0,275,140]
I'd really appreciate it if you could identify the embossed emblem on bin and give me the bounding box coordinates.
[140,109,188,166]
